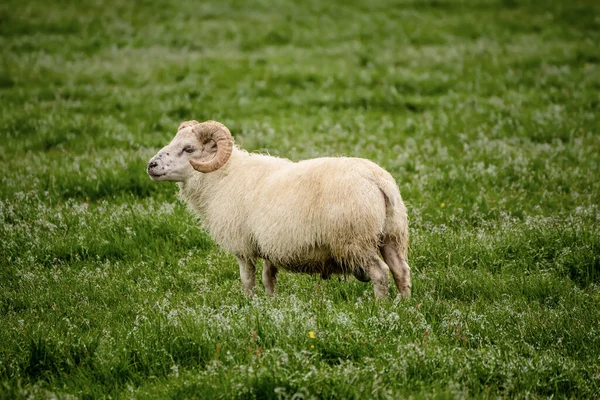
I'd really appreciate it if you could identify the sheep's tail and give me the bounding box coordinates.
[376,176,409,259]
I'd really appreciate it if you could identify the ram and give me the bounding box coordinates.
[147,120,411,299]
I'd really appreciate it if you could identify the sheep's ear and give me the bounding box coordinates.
[178,120,200,131]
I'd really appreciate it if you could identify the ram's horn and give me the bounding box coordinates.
[189,121,233,173]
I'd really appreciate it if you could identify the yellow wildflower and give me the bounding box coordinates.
[308,331,315,339]
[441,202,445,208]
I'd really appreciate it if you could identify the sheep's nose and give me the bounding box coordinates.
[147,160,158,169]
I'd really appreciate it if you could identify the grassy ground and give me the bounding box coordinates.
[1,0,599,398]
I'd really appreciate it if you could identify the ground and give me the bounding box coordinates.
[1,0,599,398]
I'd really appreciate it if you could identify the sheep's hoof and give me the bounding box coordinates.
[397,288,411,300]
[353,267,371,282]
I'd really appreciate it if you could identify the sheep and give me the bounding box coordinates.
[147,120,411,299]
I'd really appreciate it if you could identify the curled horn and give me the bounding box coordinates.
[189,120,233,173]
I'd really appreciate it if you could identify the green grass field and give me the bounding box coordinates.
[1,0,599,398]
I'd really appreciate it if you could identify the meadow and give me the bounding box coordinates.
[1,0,599,398]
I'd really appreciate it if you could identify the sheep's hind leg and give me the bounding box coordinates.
[365,254,390,299]
[236,256,256,296]
[353,267,371,282]
[380,242,411,299]
[262,260,278,296]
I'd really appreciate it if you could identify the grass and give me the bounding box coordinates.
[1,0,599,398]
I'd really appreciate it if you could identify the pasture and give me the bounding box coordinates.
[1,0,599,398]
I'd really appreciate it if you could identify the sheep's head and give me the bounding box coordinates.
[147,120,233,181]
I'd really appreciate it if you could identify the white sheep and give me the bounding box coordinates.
[147,120,411,299]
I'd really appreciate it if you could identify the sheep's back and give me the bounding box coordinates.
[247,157,389,265]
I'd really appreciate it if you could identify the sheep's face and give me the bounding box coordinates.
[147,125,217,182]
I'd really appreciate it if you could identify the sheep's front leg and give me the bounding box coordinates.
[262,260,278,296]
[366,255,390,299]
[236,256,256,296]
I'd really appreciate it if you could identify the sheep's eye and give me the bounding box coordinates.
[184,146,195,153]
